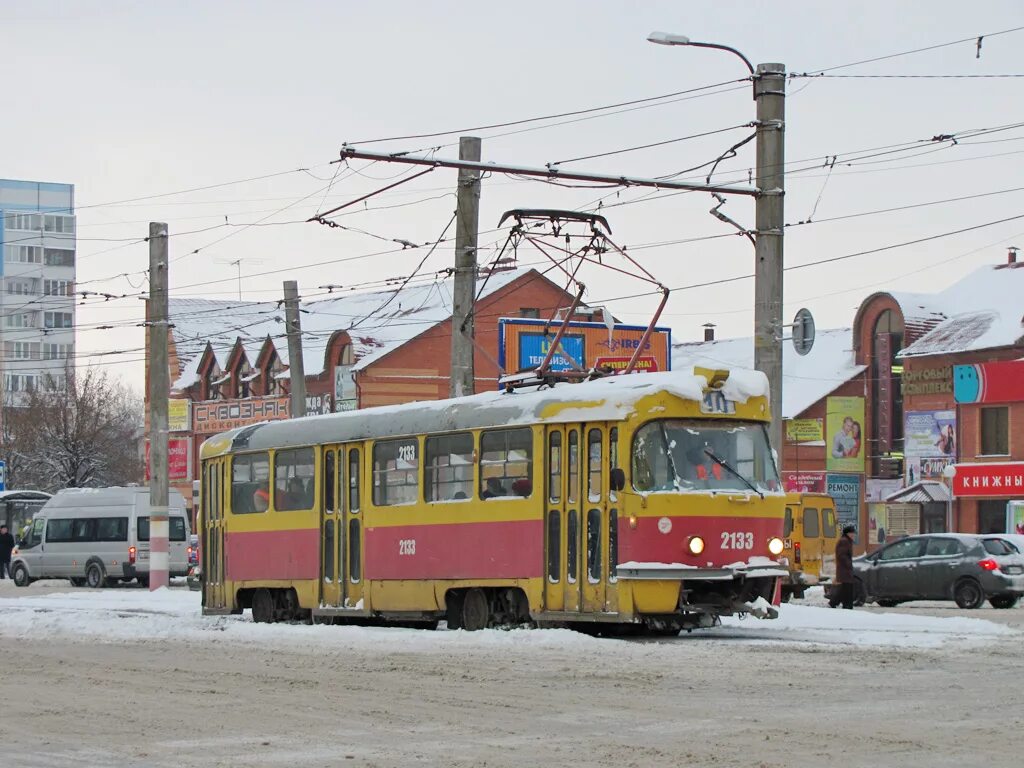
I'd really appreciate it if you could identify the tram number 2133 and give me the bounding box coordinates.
[721,531,754,550]
[399,539,417,556]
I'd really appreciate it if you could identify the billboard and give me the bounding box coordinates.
[145,437,191,481]
[192,397,290,434]
[783,471,826,493]
[499,318,671,376]
[786,419,823,444]
[826,396,865,472]
[904,409,956,484]
[955,360,1024,404]
[168,399,190,433]
[827,473,862,543]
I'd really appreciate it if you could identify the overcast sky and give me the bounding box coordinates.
[3,1,1022,390]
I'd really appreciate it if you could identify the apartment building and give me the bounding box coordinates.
[0,179,76,403]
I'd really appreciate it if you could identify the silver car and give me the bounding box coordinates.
[853,533,1024,609]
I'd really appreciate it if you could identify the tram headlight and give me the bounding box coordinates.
[767,536,784,556]
[687,536,705,555]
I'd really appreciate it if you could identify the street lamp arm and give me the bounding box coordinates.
[646,31,755,75]
[684,41,755,75]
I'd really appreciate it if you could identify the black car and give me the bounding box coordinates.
[852,533,1024,609]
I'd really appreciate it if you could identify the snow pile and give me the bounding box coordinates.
[0,587,1015,651]
[672,328,864,419]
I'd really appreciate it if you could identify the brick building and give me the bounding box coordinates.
[153,268,580,512]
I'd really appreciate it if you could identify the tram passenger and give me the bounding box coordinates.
[511,478,532,497]
[253,482,270,512]
[482,477,505,499]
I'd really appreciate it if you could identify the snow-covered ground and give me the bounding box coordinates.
[0,583,1016,651]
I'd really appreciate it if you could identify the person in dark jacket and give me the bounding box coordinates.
[829,524,857,609]
[0,524,15,579]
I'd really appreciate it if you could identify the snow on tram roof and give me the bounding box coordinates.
[207,368,770,454]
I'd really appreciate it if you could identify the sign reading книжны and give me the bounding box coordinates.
[952,462,1024,497]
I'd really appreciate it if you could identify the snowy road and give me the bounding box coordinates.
[1,583,1022,767]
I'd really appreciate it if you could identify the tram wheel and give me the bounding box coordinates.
[252,588,275,623]
[461,588,490,631]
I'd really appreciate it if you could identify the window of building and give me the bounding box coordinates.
[231,452,270,514]
[5,312,34,329]
[44,311,72,329]
[44,248,74,267]
[978,500,1008,534]
[42,374,66,392]
[519,307,540,319]
[3,373,36,393]
[5,213,41,231]
[43,343,71,360]
[981,407,1009,455]
[273,447,315,511]
[425,432,474,502]
[479,428,532,499]
[43,214,75,234]
[6,245,42,264]
[6,279,34,295]
[4,341,39,360]
[372,439,419,506]
[43,279,73,296]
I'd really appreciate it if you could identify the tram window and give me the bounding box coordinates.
[631,423,673,492]
[587,508,602,583]
[547,511,560,583]
[608,509,618,582]
[609,427,619,501]
[548,432,562,504]
[274,447,315,511]
[349,518,361,582]
[425,432,474,502]
[587,429,603,502]
[567,430,579,504]
[323,519,335,582]
[567,510,578,584]
[480,428,532,499]
[324,450,336,513]
[373,439,419,506]
[349,448,360,512]
[232,452,270,514]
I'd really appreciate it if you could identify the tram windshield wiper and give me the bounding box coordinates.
[704,449,763,499]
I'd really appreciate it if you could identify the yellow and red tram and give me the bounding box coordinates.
[198,368,788,631]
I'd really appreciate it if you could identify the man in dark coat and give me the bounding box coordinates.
[0,524,15,579]
[829,524,857,609]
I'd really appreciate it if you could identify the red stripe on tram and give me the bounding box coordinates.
[224,528,320,581]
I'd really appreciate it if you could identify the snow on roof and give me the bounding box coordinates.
[209,368,767,453]
[671,328,865,419]
[886,292,947,341]
[898,264,1024,358]
[170,269,536,391]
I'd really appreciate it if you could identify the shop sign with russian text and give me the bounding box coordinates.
[952,462,1024,497]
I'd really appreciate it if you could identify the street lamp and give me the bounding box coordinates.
[647,32,786,455]
[646,32,755,76]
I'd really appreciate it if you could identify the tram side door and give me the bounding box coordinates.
[320,446,342,607]
[342,445,364,609]
[581,424,611,614]
[544,426,566,612]
[203,459,228,612]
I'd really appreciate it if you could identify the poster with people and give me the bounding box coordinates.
[1009,501,1024,536]
[904,410,956,484]
[826,396,865,472]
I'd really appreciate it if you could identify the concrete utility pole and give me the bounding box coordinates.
[147,222,170,591]
[283,280,307,417]
[753,63,786,454]
[449,136,482,398]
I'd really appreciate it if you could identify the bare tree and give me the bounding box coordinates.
[10,367,143,492]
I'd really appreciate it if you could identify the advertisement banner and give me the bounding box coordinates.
[867,503,889,546]
[904,410,956,459]
[518,333,585,371]
[905,456,955,486]
[192,397,290,434]
[145,437,191,481]
[499,318,671,376]
[952,462,1024,497]
[786,419,824,444]
[827,473,862,543]
[1009,501,1024,536]
[826,397,865,472]
[783,471,826,493]
[955,360,1024,404]
[865,478,903,503]
[168,400,190,433]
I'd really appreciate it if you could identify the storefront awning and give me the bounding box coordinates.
[886,481,950,504]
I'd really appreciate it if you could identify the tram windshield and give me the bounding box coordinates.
[632,420,780,494]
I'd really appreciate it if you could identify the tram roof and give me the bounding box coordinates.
[204,368,770,456]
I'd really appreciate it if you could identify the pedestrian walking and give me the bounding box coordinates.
[829,524,857,609]
[0,523,15,579]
